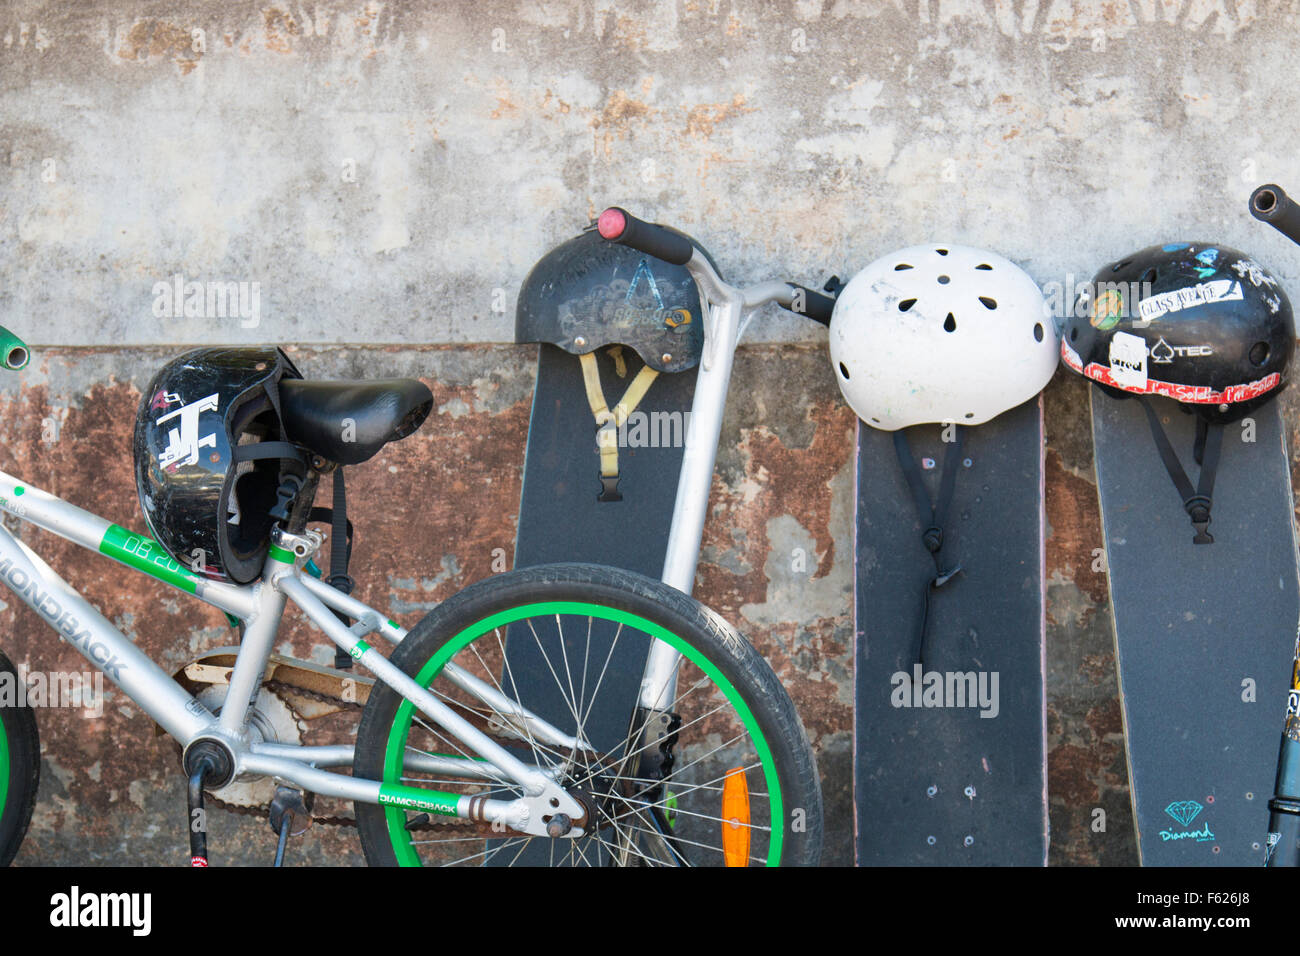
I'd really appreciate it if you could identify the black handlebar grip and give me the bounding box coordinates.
[1250,184,1300,248]
[785,285,837,326]
[597,208,694,266]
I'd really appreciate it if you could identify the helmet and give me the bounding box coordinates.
[829,243,1059,430]
[1060,242,1294,422]
[133,347,304,583]
[829,244,1058,663]
[516,223,707,373]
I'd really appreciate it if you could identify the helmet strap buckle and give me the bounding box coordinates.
[598,475,623,503]
[1184,495,1214,545]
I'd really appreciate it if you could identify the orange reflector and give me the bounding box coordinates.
[721,767,751,867]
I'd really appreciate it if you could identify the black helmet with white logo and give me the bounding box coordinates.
[133,347,304,583]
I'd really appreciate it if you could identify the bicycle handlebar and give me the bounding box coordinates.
[597,207,694,266]
[1250,184,1300,248]
[0,327,29,371]
[785,284,837,325]
[596,207,839,324]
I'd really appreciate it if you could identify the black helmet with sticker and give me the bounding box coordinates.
[1060,242,1295,544]
[133,347,305,583]
[1061,242,1294,424]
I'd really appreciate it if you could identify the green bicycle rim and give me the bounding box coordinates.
[382,600,785,867]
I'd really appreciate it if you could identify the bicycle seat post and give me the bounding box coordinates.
[281,467,322,536]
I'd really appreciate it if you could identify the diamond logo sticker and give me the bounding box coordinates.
[1164,800,1204,827]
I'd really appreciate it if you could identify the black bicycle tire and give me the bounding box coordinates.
[353,562,822,867]
[0,649,40,867]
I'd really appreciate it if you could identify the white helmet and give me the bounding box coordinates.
[829,244,1059,430]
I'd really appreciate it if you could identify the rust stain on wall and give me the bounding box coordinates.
[684,94,752,139]
[696,400,856,617]
[591,90,653,156]
[1044,447,1108,611]
[116,19,202,73]
[263,8,302,54]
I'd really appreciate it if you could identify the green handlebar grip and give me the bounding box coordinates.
[0,327,29,370]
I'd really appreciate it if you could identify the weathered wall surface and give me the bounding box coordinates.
[5,1,1300,347]
[2,0,1300,866]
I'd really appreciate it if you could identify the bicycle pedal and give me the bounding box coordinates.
[269,785,314,866]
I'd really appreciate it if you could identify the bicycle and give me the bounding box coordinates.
[0,211,832,867]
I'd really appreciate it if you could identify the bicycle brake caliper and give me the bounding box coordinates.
[629,707,682,793]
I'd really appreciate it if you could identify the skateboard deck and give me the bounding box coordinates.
[1091,390,1300,865]
[496,343,694,864]
[853,396,1049,865]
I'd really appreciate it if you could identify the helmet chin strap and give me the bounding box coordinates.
[892,425,966,666]
[1134,396,1224,545]
[578,348,659,502]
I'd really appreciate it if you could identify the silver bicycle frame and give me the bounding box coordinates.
[0,472,587,836]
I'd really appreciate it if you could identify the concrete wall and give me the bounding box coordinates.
[2,0,1299,865]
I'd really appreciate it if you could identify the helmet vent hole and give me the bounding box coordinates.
[975,263,993,271]
[1070,326,1078,343]
[1033,322,1044,342]
[1141,267,1158,284]
[1111,260,1132,273]
[1250,342,1271,366]
[938,275,950,285]
[965,412,975,419]
[871,417,880,424]
[943,313,957,332]
[935,248,949,256]
[894,263,914,271]
[839,362,851,379]
[898,298,918,312]
[978,296,998,310]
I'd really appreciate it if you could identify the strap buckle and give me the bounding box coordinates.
[598,475,623,503]
[1184,495,1214,545]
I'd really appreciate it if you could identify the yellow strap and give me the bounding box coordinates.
[608,344,628,379]
[578,351,660,478]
